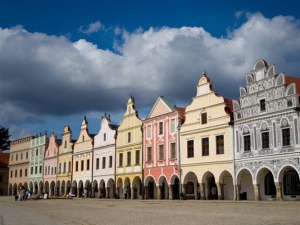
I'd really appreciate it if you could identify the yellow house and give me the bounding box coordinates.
[57,125,75,196]
[116,96,143,199]
[180,72,234,200]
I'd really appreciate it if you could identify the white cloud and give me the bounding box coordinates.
[79,21,104,35]
[1,13,300,138]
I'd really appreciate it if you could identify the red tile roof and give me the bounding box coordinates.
[0,153,9,167]
[285,75,300,95]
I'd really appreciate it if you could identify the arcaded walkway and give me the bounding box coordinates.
[0,197,299,225]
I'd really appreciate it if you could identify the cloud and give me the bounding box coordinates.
[1,13,300,138]
[79,21,104,35]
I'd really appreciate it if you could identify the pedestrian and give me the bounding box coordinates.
[21,187,26,201]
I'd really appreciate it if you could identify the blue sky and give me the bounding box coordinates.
[1,0,300,141]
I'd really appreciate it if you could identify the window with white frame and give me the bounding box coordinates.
[170,119,175,133]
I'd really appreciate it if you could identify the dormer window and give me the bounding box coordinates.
[104,133,106,141]
[201,112,207,124]
[260,99,266,111]
[128,132,131,143]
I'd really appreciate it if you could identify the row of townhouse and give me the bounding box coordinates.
[8,59,300,201]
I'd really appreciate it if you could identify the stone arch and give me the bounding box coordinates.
[50,181,55,196]
[116,178,123,199]
[157,175,168,200]
[13,183,18,196]
[44,181,49,194]
[29,181,33,194]
[92,180,98,198]
[61,180,66,196]
[85,180,91,198]
[144,175,156,199]
[236,168,254,200]
[169,174,180,200]
[183,171,199,200]
[124,177,131,199]
[23,182,28,189]
[34,181,38,194]
[278,166,300,200]
[39,180,44,195]
[275,73,285,86]
[132,176,142,199]
[202,171,217,200]
[71,180,77,196]
[218,170,234,200]
[77,180,83,197]
[256,167,276,201]
[99,179,106,198]
[107,178,115,199]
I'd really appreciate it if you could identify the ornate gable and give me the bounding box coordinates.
[147,96,174,119]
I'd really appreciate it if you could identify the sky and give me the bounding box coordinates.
[1,0,300,141]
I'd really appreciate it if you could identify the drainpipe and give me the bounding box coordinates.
[177,116,183,200]
[114,131,117,198]
[231,124,237,201]
[91,137,94,197]
[141,123,144,200]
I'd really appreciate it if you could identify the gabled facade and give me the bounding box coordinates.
[8,136,33,196]
[116,96,143,199]
[72,116,95,197]
[233,59,300,201]
[44,133,60,197]
[58,125,75,196]
[143,96,185,199]
[93,113,118,198]
[29,133,48,194]
[180,72,234,200]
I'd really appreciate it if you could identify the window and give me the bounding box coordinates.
[82,135,85,142]
[20,169,22,177]
[36,149,38,156]
[25,169,27,177]
[109,156,113,168]
[216,135,224,154]
[54,167,56,174]
[128,132,131,143]
[170,143,176,159]
[102,157,106,169]
[87,159,90,170]
[119,153,123,167]
[96,158,99,170]
[282,128,290,146]
[68,162,71,173]
[75,161,78,172]
[11,155,13,161]
[260,99,266,111]
[15,170,17,178]
[48,166,50,175]
[45,167,47,175]
[35,166,37,174]
[187,140,194,158]
[201,113,207,124]
[262,132,269,149]
[159,145,164,160]
[31,167,33,175]
[244,135,251,151]
[159,122,163,135]
[284,170,300,195]
[202,138,209,156]
[16,154,18,161]
[51,167,53,175]
[170,119,175,133]
[81,160,84,171]
[264,171,276,196]
[59,163,61,173]
[26,152,28,159]
[64,141,67,148]
[135,150,140,165]
[127,152,131,166]
[104,133,106,141]
[147,147,152,162]
[147,125,151,138]
[21,153,23,160]
[63,162,66,173]
[10,171,13,178]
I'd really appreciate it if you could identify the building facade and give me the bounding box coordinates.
[29,133,48,195]
[57,125,75,196]
[93,113,118,198]
[180,72,234,200]
[0,152,9,195]
[72,116,95,197]
[44,133,60,197]
[116,96,143,199]
[8,136,33,195]
[143,96,185,199]
[233,59,300,201]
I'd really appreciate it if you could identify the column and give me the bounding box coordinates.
[182,184,187,200]
[217,182,223,200]
[169,185,173,200]
[236,185,241,201]
[200,183,205,200]
[254,184,261,201]
[157,186,161,199]
[275,182,283,201]
[106,187,110,199]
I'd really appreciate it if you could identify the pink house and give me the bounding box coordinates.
[143,96,185,199]
[44,133,60,197]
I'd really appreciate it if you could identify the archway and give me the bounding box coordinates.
[50,181,55,196]
[39,181,43,194]
[219,170,234,200]
[278,166,300,200]
[107,178,115,199]
[13,183,18,196]
[124,177,131,199]
[116,178,123,199]
[158,176,168,199]
[56,180,61,196]
[256,168,276,200]
[202,171,217,200]
[99,179,106,198]
[44,181,49,195]
[183,172,198,200]
[61,180,66,196]
[71,180,77,196]
[29,182,33,194]
[93,180,98,198]
[66,180,71,195]
[237,169,254,200]
[85,180,91,198]
[77,180,83,197]
[8,183,12,196]
[170,175,180,200]
[144,176,156,199]
[34,181,38,194]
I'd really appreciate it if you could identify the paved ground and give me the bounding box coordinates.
[0,196,299,225]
